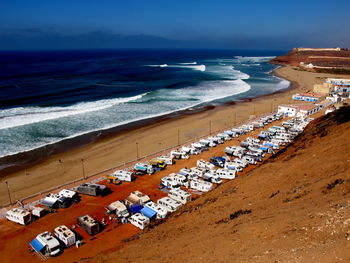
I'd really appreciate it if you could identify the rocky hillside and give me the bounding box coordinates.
[87,106,350,263]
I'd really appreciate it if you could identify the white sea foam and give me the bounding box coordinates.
[0,94,145,130]
[178,62,197,65]
[205,65,249,80]
[234,56,275,63]
[148,64,206,71]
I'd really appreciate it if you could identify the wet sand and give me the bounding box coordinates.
[1,65,349,206]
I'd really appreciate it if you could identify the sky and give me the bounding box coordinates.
[0,0,349,50]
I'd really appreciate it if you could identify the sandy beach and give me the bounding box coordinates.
[1,65,349,206]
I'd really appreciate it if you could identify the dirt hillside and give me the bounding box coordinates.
[86,106,350,263]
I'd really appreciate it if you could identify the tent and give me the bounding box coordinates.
[140,206,157,219]
[30,238,45,252]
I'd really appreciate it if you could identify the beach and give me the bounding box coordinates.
[1,65,349,206]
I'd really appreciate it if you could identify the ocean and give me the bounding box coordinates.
[0,49,288,164]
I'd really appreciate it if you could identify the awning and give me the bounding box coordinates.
[30,238,45,252]
[140,206,157,219]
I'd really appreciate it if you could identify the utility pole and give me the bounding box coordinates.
[5,181,12,205]
[136,142,139,160]
[209,120,212,135]
[177,129,180,146]
[270,101,273,113]
[234,112,237,126]
[81,158,86,180]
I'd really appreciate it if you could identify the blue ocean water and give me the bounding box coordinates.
[0,49,288,158]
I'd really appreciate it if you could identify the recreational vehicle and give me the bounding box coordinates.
[129,213,150,230]
[149,159,167,169]
[202,172,222,184]
[196,159,215,170]
[224,161,243,172]
[6,208,32,225]
[168,188,192,204]
[215,169,236,180]
[30,231,60,256]
[157,197,182,213]
[77,214,100,235]
[217,133,232,141]
[161,176,181,189]
[145,201,168,219]
[106,200,130,218]
[170,150,189,159]
[111,170,135,182]
[54,225,76,247]
[134,163,155,174]
[190,178,213,192]
[127,191,151,205]
[158,155,176,165]
[58,189,80,203]
[200,139,216,147]
[77,183,108,196]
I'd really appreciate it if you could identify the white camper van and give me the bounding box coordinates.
[196,159,215,170]
[215,169,236,180]
[168,188,192,204]
[6,208,32,225]
[190,179,213,192]
[106,200,130,218]
[111,170,134,182]
[54,225,76,247]
[157,197,182,213]
[145,201,168,219]
[129,213,150,230]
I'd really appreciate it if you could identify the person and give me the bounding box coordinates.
[75,240,81,248]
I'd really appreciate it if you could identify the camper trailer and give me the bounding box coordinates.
[77,214,100,235]
[224,161,243,172]
[31,207,46,218]
[200,139,216,147]
[202,172,222,184]
[168,188,192,204]
[106,200,130,218]
[215,169,236,180]
[41,193,59,208]
[144,201,168,219]
[190,179,213,192]
[157,197,182,213]
[170,150,189,160]
[169,173,188,186]
[6,208,32,225]
[129,213,150,230]
[30,231,60,257]
[54,225,76,247]
[77,183,107,196]
[111,170,135,182]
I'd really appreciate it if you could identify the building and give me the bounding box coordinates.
[326,78,350,94]
[292,93,324,102]
[278,104,321,117]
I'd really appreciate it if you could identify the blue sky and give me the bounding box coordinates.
[1,0,349,50]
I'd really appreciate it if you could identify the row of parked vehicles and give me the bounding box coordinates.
[7,112,313,258]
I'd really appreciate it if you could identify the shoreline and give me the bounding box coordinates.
[2,65,349,206]
[0,70,289,176]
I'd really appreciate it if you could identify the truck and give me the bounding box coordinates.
[134,163,155,174]
[110,170,135,182]
[6,208,32,225]
[77,183,108,196]
[168,188,192,204]
[148,159,167,169]
[54,225,76,247]
[105,200,130,218]
[77,214,100,235]
[30,231,61,257]
[210,156,226,168]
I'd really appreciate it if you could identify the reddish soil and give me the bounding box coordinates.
[0,116,285,263]
[84,106,350,263]
[271,49,350,69]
